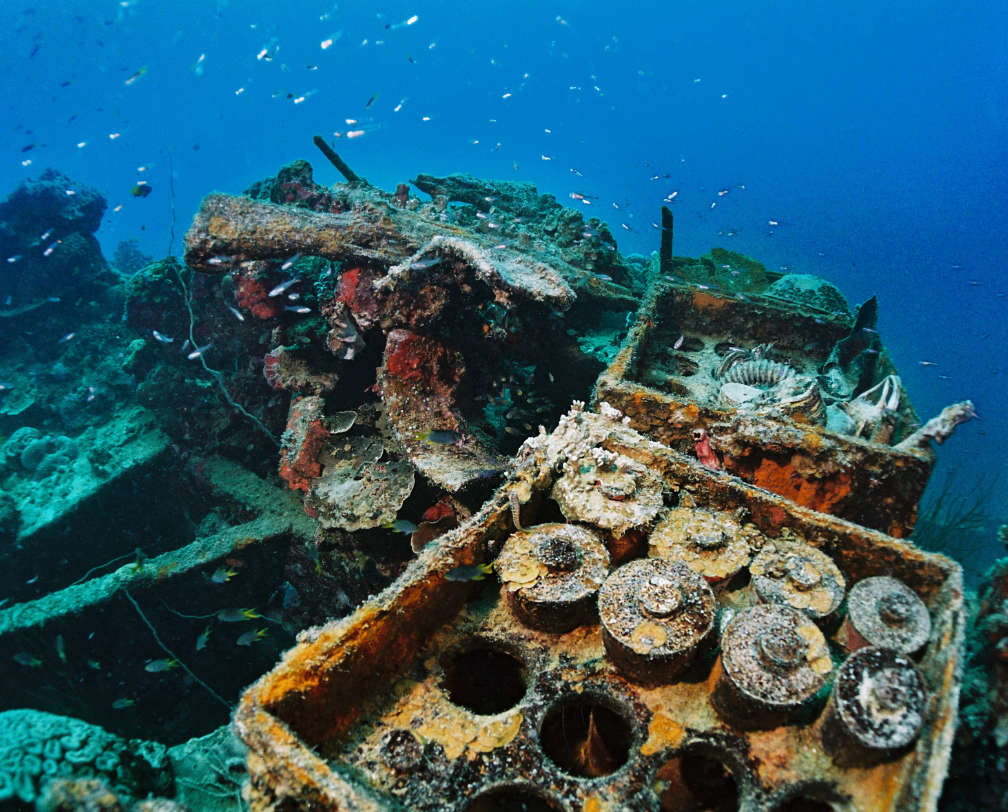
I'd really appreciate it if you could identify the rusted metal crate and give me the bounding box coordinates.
[593,280,935,538]
[234,408,962,811]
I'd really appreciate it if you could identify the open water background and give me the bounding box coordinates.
[1,0,1006,575]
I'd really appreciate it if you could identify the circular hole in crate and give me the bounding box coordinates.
[656,745,741,811]
[768,785,847,812]
[442,645,527,715]
[771,800,838,812]
[539,696,634,778]
[464,784,564,812]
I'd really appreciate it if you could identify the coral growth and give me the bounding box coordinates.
[0,709,172,806]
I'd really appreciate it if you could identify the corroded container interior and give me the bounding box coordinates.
[593,281,934,537]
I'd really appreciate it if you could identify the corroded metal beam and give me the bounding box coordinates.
[183,193,415,272]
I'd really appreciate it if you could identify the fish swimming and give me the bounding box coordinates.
[236,628,269,647]
[418,429,461,445]
[217,607,261,622]
[384,518,419,535]
[269,278,300,297]
[445,563,494,582]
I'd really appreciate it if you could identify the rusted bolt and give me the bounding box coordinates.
[598,558,716,684]
[750,538,845,625]
[694,528,727,550]
[712,604,832,729]
[639,577,683,618]
[756,626,806,672]
[785,556,822,590]
[841,576,931,656]
[496,523,609,633]
[821,646,928,765]
[648,508,752,588]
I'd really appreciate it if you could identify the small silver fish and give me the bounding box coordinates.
[269,277,300,297]
[281,253,301,271]
[285,306,311,314]
[7,254,22,263]
[226,305,245,322]
[58,332,75,343]
[673,334,684,350]
[384,519,419,534]
[152,330,173,343]
[43,240,61,256]
[187,343,211,360]
[207,255,233,265]
[408,256,442,271]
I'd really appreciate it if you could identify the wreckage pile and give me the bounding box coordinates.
[179,154,975,810]
[0,153,991,810]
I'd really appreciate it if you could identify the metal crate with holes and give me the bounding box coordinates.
[234,408,962,812]
[593,280,937,538]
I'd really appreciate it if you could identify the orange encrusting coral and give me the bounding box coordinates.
[235,273,284,319]
[384,330,452,383]
[278,397,332,492]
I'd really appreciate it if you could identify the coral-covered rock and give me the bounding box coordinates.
[0,168,106,236]
[233,263,285,320]
[36,778,124,812]
[279,396,333,492]
[766,273,850,315]
[263,346,339,394]
[123,257,190,339]
[943,552,1008,809]
[384,330,458,385]
[245,160,341,213]
[0,170,110,305]
[0,709,172,806]
[335,266,385,329]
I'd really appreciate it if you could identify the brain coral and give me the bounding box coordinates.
[0,709,173,805]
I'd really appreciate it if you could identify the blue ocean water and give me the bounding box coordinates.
[1,0,1005,554]
[0,4,1006,804]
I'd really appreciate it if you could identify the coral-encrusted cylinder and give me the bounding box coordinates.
[598,558,716,684]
